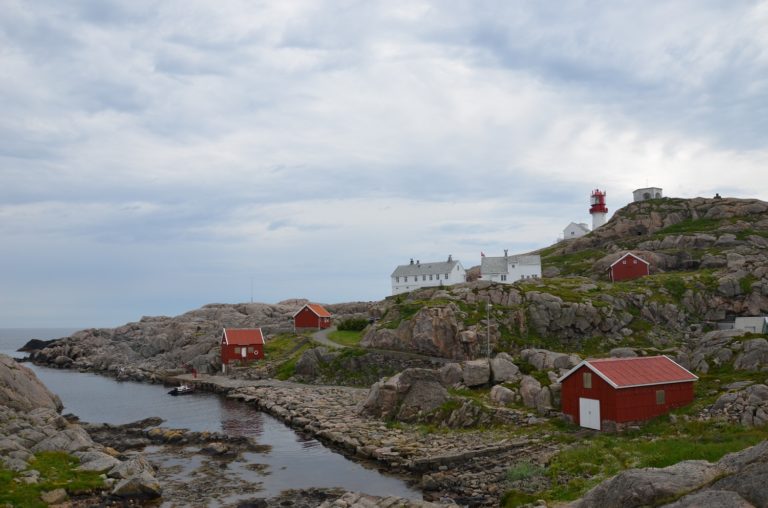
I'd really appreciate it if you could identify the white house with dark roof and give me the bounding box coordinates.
[391,256,466,295]
[480,250,541,283]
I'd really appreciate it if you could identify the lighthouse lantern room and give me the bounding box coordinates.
[590,189,608,230]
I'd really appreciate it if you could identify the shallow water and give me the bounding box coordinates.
[1,329,421,499]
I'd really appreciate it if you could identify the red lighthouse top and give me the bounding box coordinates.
[590,189,608,214]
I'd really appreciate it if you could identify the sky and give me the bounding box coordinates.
[2,1,768,327]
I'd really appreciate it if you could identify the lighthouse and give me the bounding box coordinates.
[589,189,608,230]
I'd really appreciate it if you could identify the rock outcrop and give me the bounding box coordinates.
[569,440,768,508]
[358,368,449,422]
[0,354,161,500]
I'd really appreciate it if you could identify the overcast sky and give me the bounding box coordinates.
[2,1,767,327]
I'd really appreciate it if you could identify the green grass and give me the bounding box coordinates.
[0,452,105,507]
[267,334,313,380]
[503,415,768,505]
[654,217,724,236]
[327,330,364,347]
[541,249,605,276]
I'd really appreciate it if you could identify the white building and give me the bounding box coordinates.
[734,317,768,334]
[480,250,541,283]
[391,256,466,295]
[563,222,590,240]
[633,187,663,202]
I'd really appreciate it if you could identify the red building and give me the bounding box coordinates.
[220,328,264,366]
[558,356,698,430]
[609,252,650,282]
[293,303,332,331]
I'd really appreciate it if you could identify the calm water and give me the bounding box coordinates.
[0,329,420,499]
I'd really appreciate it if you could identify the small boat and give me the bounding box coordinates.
[168,384,194,396]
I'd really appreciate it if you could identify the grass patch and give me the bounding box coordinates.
[654,217,723,236]
[541,249,605,276]
[0,452,105,508]
[327,330,364,347]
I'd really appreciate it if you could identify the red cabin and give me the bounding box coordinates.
[293,303,332,331]
[558,356,698,430]
[220,328,265,365]
[609,252,650,282]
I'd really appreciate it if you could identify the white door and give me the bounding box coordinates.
[579,398,600,430]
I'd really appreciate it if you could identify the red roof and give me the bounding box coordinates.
[293,303,331,318]
[558,356,697,389]
[222,328,264,346]
[609,252,650,268]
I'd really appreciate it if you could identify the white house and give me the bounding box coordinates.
[391,256,466,295]
[563,222,590,240]
[480,250,541,283]
[734,317,768,334]
[633,187,663,202]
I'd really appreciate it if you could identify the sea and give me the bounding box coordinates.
[0,328,420,499]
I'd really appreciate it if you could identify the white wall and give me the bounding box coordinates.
[391,263,466,295]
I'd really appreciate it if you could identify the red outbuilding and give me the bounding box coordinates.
[609,252,650,282]
[220,328,265,366]
[557,356,698,430]
[293,303,332,331]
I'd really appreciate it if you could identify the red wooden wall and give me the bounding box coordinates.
[561,365,695,428]
[611,256,649,282]
[294,307,331,329]
[220,342,264,364]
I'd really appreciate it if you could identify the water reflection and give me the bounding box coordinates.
[26,364,421,499]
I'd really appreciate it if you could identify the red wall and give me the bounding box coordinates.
[561,365,695,428]
[294,307,331,329]
[611,256,649,282]
[220,342,264,364]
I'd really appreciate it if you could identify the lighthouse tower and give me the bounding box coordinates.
[589,189,608,230]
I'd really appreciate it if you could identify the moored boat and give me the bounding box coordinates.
[168,384,194,396]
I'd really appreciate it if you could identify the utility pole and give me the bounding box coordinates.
[486,298,492,359]
[250,277,254,303]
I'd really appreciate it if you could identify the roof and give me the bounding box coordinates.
[609,252,650,269]
[481,254,541,275]
[222,328,264,346]
[391,259,463,278]
[292,303,331,318]
[557,355,698,389]
[565,222,590,233]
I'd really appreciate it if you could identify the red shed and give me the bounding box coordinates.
[220,328,265,365]
[557,356,697,430]
[609,252,650,282]
[293,303,332,331]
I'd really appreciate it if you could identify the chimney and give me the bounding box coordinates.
[448,254,452,262]
[417,260,420,266]
[504,249,508,257]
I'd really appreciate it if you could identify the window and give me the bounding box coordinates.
[423,275,426,281]
[622,260,627,264]
[583,372,592,389]
[247,346,254,354]
[656,390,665,405]
[234,347,241,355]
[501,274,507,281]
[396,277,400,283]
[404,276,407,282]
[445,274,449,279]
[633,260,637,264]
[429,275,433,280]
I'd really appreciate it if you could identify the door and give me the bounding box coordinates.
[579,398,600,430]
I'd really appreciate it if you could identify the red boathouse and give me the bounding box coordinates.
[293,303,332,331]
[558,356,698,430]
[220,328,265,366]
[609,252,650,282]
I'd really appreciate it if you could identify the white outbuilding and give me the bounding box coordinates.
[480,251,541,283]
[563,222,590,240]
[391,256,466,295]
[633,187,663,202]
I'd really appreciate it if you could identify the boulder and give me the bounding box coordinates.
[709,462,768,507]
[660,490,753,507]
[108,455,155,479]
[520,376,543,409]
[358,368,449,422]
[490,353,520,383]
[31,427,94,453]
[571,460,721,508]
[0,355,63,412]
[734,339,768,372]
[111,471,162,499]
[462,359,491,387]
[75,451,120,473]
[610,347,637,358]
[490,385,516,405]
[439,363,463,387]
[40,488,68,505]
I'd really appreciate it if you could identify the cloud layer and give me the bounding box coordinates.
[2,1,767,326]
